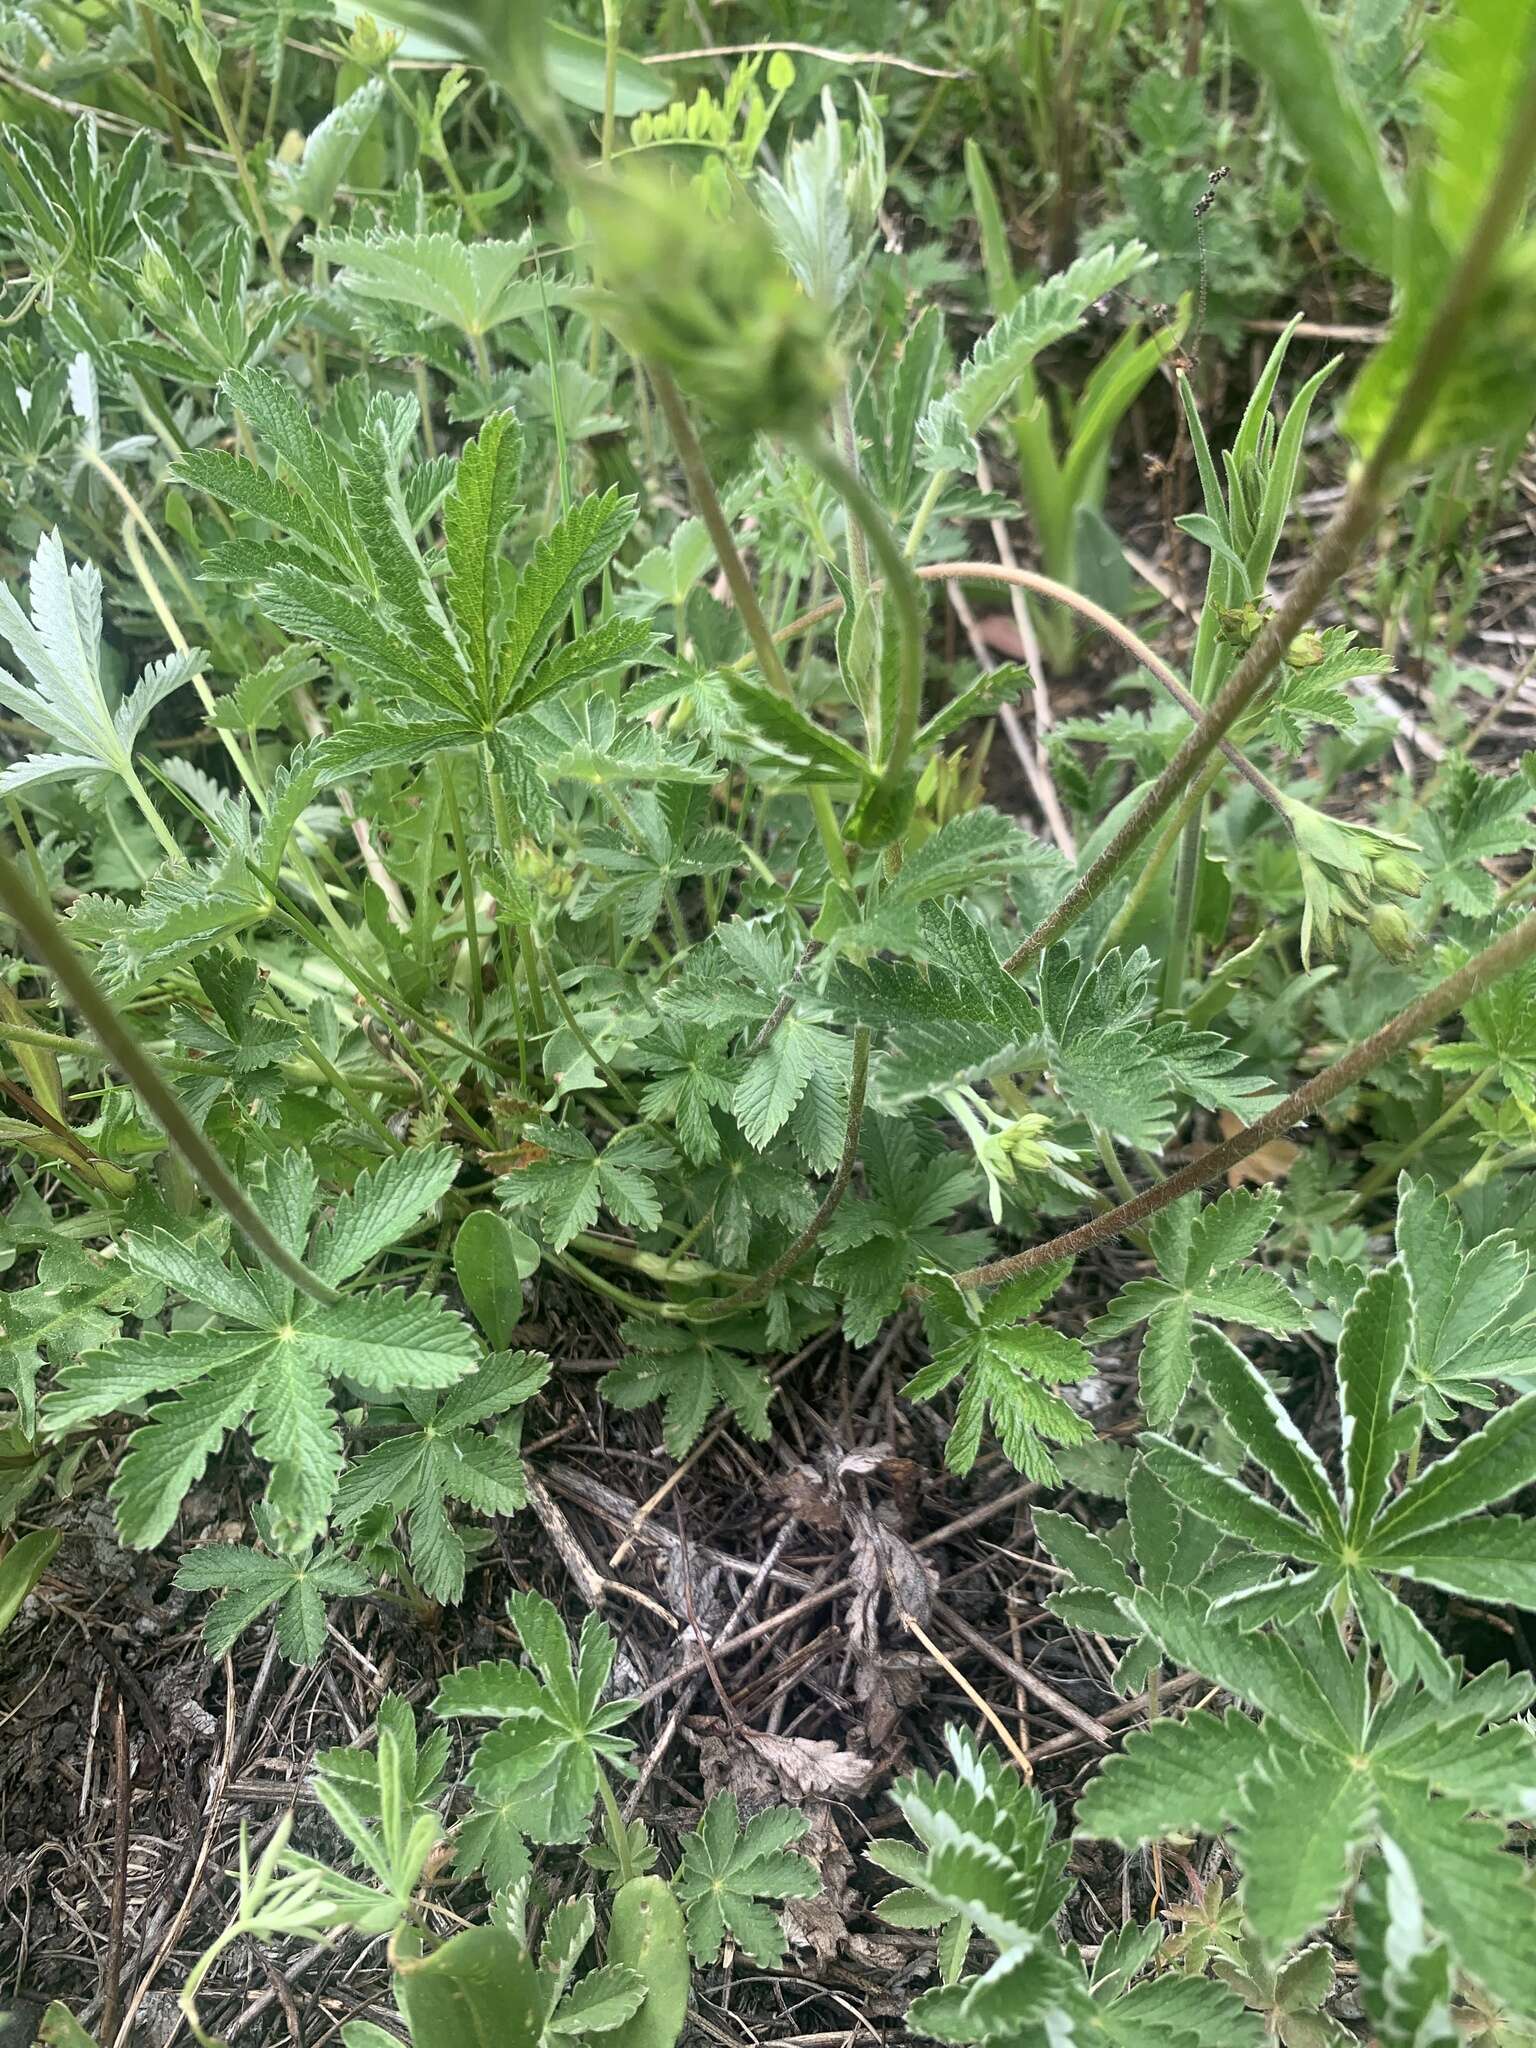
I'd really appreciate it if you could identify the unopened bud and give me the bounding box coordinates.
[1285,630,1325,669]
[1372,853,1424,898]
[1216,601,1265,650]
[1368,902,1419,961]
[584,169,841,440]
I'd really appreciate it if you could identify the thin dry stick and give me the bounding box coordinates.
[932,1598,1112,1745]
[973,450,1076,852]
[626,1521,798,1815]
[111,1659,237,2048]
[100,1700,131,2044]
[951,903,1536,1289]
[628,1479,1043,1708]
[639,38,967,78]
[524,1469,609,1608]
[902,1611,1035,1776]
[947,579,1076,858]
[294,688,411,931]
[609,1339,825,1568]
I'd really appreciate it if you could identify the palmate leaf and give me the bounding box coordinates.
[496,1122,673,1253]
[434,1593,638,1889]
[183,393,654,738]
[1423,942,1536,1107]
[817,1116,991,1345]
[635,1021,736,1164]
[1064,1439,1276,1678]
[311,226,570,342]
[602,1321,774,1458]
[830,903,1040,1104]
[335,1349,550,1604]
[0,528,201,805]
[1395,1171,1536,1420]
[879,1726,1260,2047]
[1077,1592,1536,1998]
[672,1793,819,1967]
[574,784,742,943]
[732,1012,848,1150]
[1136,1287,1536,1685]
[1087,1188,1303,1426]
[41,1149,471,1551]
[1411,753,1536,915]
[1034,945,1280,1149]
[174,1526,369,1664]
[907,1267,1095,1480]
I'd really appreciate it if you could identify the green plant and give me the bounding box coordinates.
[6,0,1536,2037]
[1085,1186,1303,1426]
[871,1723,1264,2045]
[671,1794,820,1968]
[0,1524,57,1636]
[42,1147,469,1549]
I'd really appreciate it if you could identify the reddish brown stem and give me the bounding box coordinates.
[950,907,1536,1289]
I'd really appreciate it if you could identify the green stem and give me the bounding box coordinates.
[904,468,950,559]
[438,758,484,1027]
[595,1767,636,1884]
[119,760,183,861]
[1160,795,1207,1009]
[648,366,857,903]
[832,384,872,599]
[1349,1064,1497,1208]
[600,0,621,168]
[0,849,340,1305]
[293,1023,404,1154]
[261,882,509,1082]
[536,933,639,1108]
[799,434,924,792]
[1098,760,1220,956]
[481,743,548,1037]
[187,3,284,274]
[1093,1126,1139,1207]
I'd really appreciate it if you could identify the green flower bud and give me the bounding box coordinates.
[584,169,842,440]
[1285,630,1325,669]
[991,1112,1055,1172]
[1216,601,1266,650]
[1367,902,1419,961]
[1371,851,1424,898]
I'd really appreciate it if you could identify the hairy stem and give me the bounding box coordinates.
[950,907,1536,1289]
[832,384,872,598]
[0,849,341,1305]
[437,758,484,1027]
[649,366,856,898]
[799,432,925,790]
